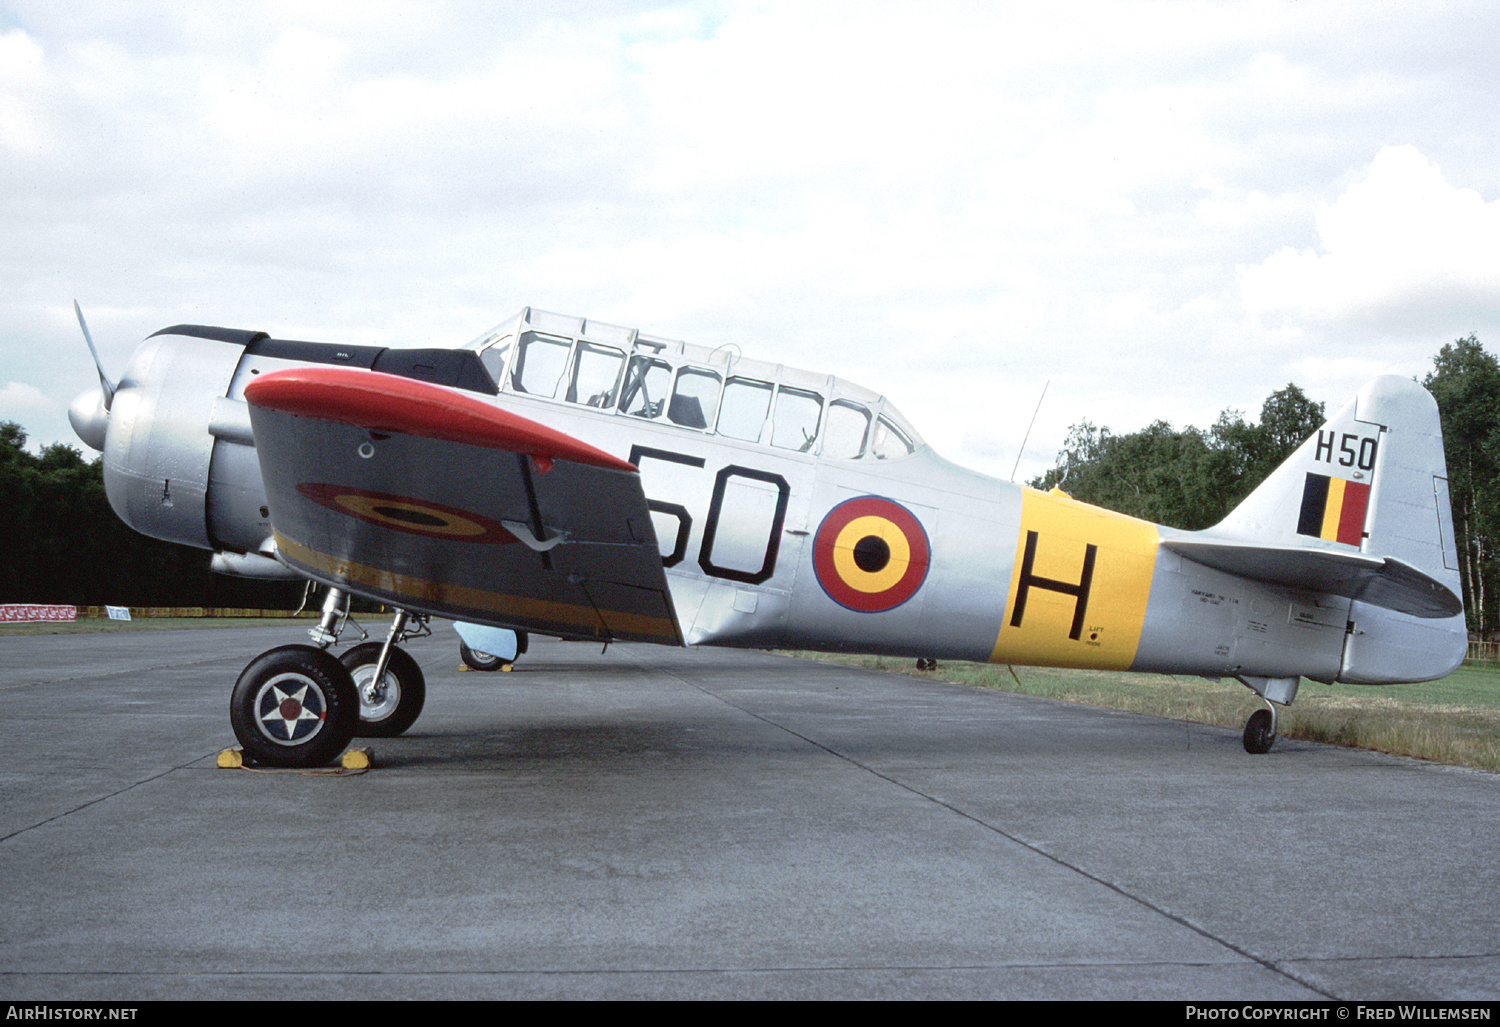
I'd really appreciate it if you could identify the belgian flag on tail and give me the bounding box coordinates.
[1297,472,1370,547]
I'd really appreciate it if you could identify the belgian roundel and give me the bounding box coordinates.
[813,496,930,612]
[296,484,518,544]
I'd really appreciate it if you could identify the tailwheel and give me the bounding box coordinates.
[339,642,426,737]
[1242,707,1277,754]
[230,645,359,768]
[459,641,507,672]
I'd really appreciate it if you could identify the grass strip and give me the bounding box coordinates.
[794,652,1500,773]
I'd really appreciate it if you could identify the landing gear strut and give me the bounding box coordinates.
[338,609,428,737]
[308,586,362,647]
[341,642,426,737]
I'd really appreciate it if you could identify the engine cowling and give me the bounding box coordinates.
[102,329,251,551]
[73,325,275,563]
[73,323,500,574]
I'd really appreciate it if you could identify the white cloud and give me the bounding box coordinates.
[0,28,49,153]
[1240,145,1500,329]
[4,2,1500,465]
[0,28,44,83]
[0,380,68,453]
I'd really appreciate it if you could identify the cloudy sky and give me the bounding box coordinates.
[4,1,1499,481]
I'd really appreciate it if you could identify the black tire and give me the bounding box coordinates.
[1243,708,1276,754]
[459,641,504,672]
[515,631,529,656]
[339,643,427,737]
[230,645,359,768]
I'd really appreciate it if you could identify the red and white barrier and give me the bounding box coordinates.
[0,604,78,623]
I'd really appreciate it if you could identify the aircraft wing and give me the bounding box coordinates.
[243,366,683,645]
[1161,538,1462,619]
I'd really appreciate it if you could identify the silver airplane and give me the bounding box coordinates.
[68,304,1467,768]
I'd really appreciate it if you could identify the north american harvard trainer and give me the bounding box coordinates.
[68,304,1466,767]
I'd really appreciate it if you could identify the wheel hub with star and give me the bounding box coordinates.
[253,672,328,745]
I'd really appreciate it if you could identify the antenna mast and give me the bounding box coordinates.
[1009,381,1049,482]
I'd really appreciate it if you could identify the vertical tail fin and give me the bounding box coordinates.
[1216,377,1453,569]
[1205,375,1465,681]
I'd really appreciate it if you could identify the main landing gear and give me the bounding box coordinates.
[454,623,528,672]
[341,640,426,737]
[229,590,429,767]
[230,645,360,768]
[459,642,504,671]
[459,630,529,672]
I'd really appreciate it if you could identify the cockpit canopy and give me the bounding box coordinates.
[466,308,923,461]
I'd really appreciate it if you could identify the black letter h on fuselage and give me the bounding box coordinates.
[1009,531,1097,641]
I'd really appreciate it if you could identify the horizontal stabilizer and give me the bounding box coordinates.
[1162,538,1461,619]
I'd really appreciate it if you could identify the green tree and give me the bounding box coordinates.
[0,420,302,608]
[1245,384,1326,481]
[0,423,38,598]
[1031,384,1325,531]
[1424,335,1500,638]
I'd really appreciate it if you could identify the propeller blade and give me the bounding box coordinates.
[73,299,116,410]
